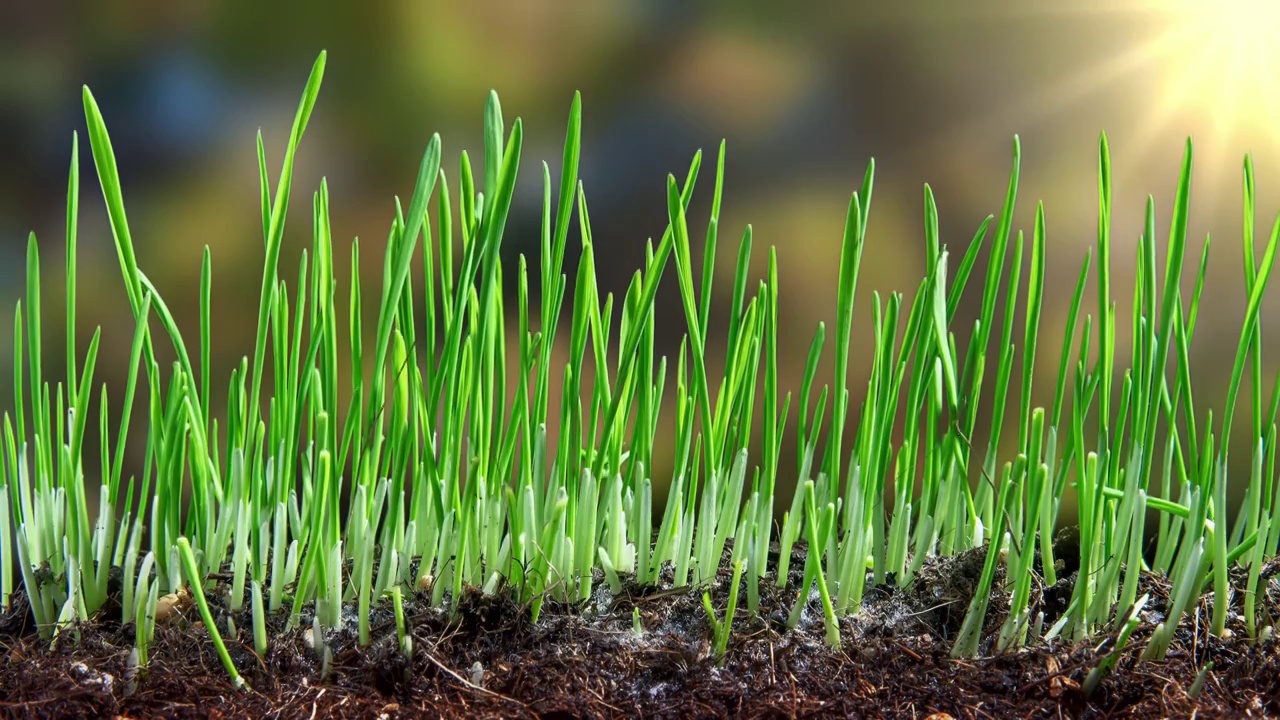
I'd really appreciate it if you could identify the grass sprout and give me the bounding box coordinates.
[4,51,1280,687]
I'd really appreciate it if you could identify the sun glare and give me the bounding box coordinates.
[1151,0,1280,148]
[938,0,1280,186]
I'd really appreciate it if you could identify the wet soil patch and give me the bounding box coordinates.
[2,543,1279,719]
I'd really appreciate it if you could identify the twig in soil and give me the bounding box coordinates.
[1013,658,1087,694]
[612,585,692,610]
[964,703,1000,719]
[0,697,66,709]
[420,646,530,709]
[906,600,963,618]
[581,681,624,713]
[892,641,924,661]
[236,639,269,673]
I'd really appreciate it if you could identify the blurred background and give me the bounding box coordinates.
[3,0,1280,508]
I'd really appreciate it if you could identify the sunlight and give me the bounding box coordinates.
[1146,0,1280,150]
[936,0,1280,185]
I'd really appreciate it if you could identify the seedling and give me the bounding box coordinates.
[3,51,1280,694]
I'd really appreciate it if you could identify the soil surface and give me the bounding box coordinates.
[2,541,1279,719]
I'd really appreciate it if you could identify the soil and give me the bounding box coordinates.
[2,540,1279,719]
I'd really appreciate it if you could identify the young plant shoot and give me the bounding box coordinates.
[4,52,1279,687]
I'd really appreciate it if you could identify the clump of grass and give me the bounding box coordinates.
[3,51,1280,686]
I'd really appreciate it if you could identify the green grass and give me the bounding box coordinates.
[3,51,1280,687]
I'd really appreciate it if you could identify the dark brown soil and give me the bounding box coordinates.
[2,542,1279,719]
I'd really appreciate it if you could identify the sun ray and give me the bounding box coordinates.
[933,0,1280,188]
[984,28,1186,131]
[1204,35,1249,193]
[1123,31,1231,176]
